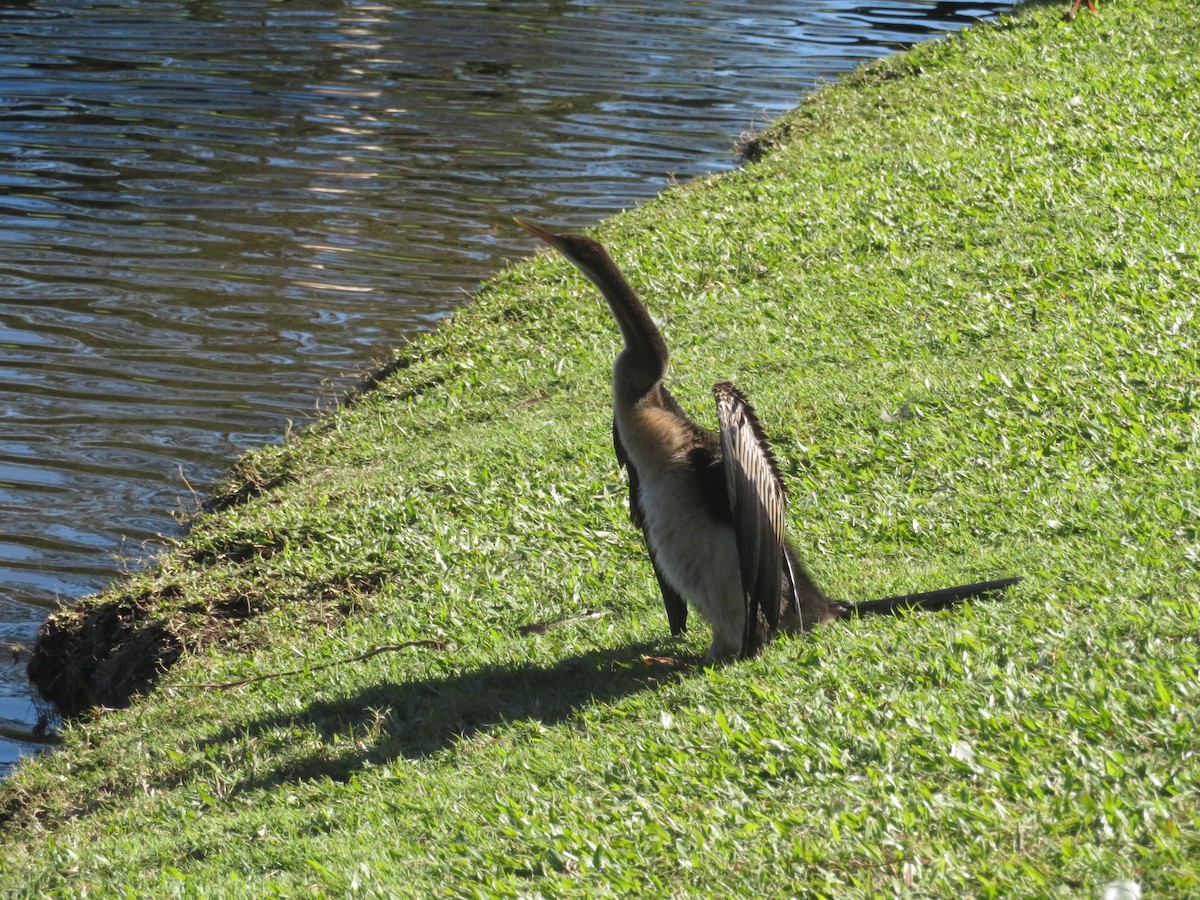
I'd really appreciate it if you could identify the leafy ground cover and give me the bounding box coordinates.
[2,0,1197,895]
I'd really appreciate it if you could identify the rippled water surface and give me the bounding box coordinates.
[0,0,1013,770]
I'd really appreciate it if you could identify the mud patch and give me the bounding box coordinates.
[27,599,184,719]
[25,572,385,720]
[202,471,294,515]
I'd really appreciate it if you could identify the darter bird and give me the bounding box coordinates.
[516,218,1021,661]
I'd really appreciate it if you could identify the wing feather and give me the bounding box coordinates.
[713,382,786,658]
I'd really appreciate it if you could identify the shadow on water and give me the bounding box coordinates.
[196,641,690,794]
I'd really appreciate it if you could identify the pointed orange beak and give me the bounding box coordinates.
[513,217,563,248]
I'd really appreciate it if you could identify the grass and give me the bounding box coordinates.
[2,0,1199,894]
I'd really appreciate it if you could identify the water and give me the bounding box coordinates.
[0,0,1013,772]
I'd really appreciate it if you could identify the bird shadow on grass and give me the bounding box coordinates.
[200,640,691,795]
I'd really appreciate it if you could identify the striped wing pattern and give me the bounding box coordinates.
[713,381,787,658]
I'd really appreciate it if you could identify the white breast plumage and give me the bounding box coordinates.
[634,463,745,657]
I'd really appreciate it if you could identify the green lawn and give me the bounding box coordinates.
[2,0,1198,895]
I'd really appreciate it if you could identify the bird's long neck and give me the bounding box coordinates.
[581,254,669,402]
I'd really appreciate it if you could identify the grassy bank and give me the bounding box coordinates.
[3,0,1198,894]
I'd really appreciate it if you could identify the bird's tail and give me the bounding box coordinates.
[834,576,1023,619]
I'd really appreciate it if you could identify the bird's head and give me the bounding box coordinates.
[514,217,616,287]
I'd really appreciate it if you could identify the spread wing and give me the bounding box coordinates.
[614,416,688,636]
[713,382,786,658]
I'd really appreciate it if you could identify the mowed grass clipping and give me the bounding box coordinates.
[2,0,1198,895]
